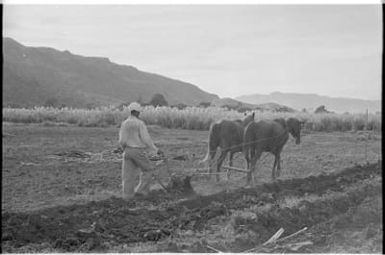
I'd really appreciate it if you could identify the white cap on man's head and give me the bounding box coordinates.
[127,102,141,112]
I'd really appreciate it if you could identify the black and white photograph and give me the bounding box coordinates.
[2,0,382,253]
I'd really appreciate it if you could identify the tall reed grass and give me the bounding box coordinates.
[2,106,381,132]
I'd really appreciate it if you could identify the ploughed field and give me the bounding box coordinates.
[2,123,382,253]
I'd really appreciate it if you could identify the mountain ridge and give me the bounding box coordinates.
[236,92,381,113]
[3,37,219,108]
[4,37,380,113]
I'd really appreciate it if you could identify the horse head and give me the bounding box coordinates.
[286,118,303,144]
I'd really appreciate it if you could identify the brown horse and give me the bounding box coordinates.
[243,117,303,183]
[201,112,255,181]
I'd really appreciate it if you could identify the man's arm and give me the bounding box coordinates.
[138,122,158,153]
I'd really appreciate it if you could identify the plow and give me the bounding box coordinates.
[149,152,252,197]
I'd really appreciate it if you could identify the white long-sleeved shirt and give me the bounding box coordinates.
[119,115,158,153]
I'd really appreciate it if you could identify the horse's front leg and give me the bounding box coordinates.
[272,149,283,180]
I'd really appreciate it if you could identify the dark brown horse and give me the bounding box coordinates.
[243,117,303,183]
[201,112,255,181]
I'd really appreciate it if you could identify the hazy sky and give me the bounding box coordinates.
[3,4,382,100]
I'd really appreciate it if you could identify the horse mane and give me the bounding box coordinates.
[273,118,287,130]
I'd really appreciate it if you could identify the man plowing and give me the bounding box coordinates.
[118,102,163,200]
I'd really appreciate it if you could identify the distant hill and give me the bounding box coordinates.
[236,92,381,113]
[3,37,219,108]
[211,97,296,112]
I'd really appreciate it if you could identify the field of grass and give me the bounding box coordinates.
[2,123,382,252]
[2,106,382,132]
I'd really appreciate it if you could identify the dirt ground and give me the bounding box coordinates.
[2,123,382,253]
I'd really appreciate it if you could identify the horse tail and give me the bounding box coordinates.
[243,122,255,160]
[200,123,220,164]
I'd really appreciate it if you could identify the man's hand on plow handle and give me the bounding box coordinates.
[149,149,166,164]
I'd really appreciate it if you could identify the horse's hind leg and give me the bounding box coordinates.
[276,154,282,177]
[245,152,250,171]
[249,151,262,185]
[227,152,235,180]
[272,155,278,180]
[246,147,253,185]
[247,157,255,185]
[216,150,227,182]
[205,148,217,181]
